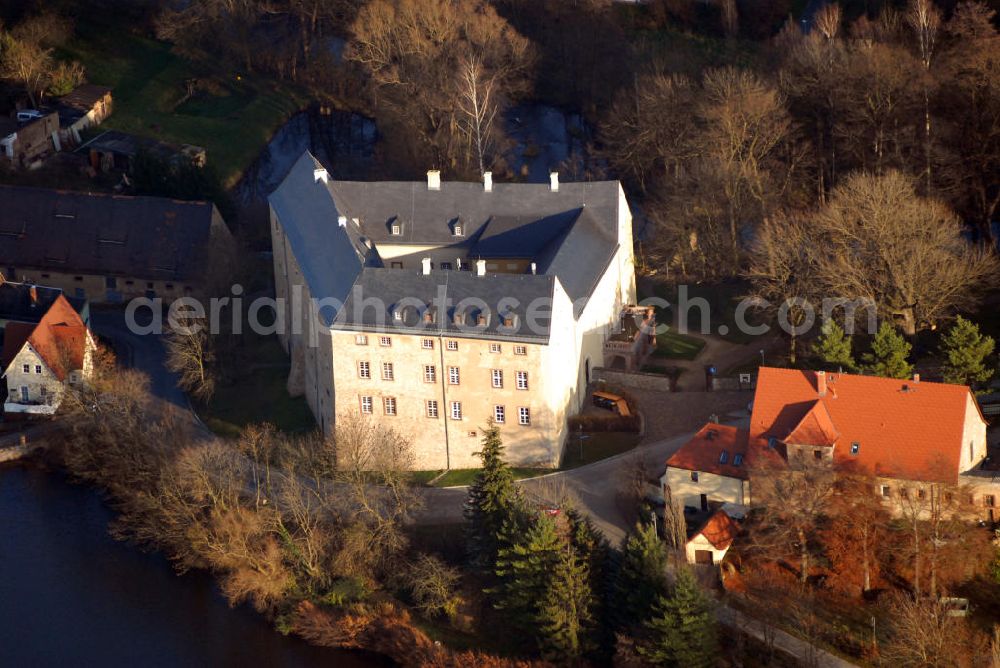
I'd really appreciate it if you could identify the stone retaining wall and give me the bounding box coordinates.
[592,366,675,392]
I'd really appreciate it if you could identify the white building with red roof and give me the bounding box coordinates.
[1,294,94,415]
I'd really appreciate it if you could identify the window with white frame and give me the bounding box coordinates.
[360,396,373,414]
[491,369,503,388]
[383,396,397,415]
[22,364,29,374]
[880,485,891,497]
[390,222,401,235]
[422,338,434,349]
[34,365,41,374]
[494,405,505,423]
[426,400,439,418]
[355,334,368,345]
[518,407,531,425]
[446,340,458,351]
[381,362,394,381]
[489,343,501,353]
[451,401,463,420]
[379,336,391,347]
[449,366,460,385]
[516,371,528,390]
[424,365,436,383]
[358,361,371,379]
[514,345,526,356]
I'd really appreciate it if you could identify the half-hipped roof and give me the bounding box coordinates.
[750,367,982,483]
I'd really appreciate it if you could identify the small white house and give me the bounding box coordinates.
[686,508,740,566]
[1,295,93,415]
[662,423,751,511]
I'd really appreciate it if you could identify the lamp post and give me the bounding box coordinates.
[759,349,765,366]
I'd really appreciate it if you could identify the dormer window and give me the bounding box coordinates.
[453,224,463,236]
[450,218,464,237]
[391,223,401,236]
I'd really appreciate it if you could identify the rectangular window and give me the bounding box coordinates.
[440,262,452,271]
[880,485,891,498]
[850,442,860,456]
[691,471,699,483]
[358,361,370,379]
[422,338,434,349]
[494,405,505,423]
[516,371,528,390]
[733,454,743,466]
[360,396,373,414]
[719,450,728,465]
[355,334,368,345]
[34,365,41,374]
[423,365,436,383]
[379,336,391,347]
[426,400,438,418]
[446,340,458,351]
[22,364,29,374]
[813,449,823,460]
[518,407,530,425]
[491,369,503,388]
[383,397,397,416]
[986,495,996,508]
[514,345,527,356]
[451,401,463,420]
[391,223,401,235]
[381,362,394,381]
[390,261,403,269]
[449,366,460,385]
[490,343,501,354]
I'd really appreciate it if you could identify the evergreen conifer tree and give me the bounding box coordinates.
[465,422,524,571]
[537,539,595,662]
[492,513,562,635]
[941,316,995,387]
[864,322,913,379]
[812,320,855,371]
[613,522,669,631]
[637,568,717,667]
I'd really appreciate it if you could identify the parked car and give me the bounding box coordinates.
[16,110,44,123]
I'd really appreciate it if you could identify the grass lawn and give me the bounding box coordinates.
[561,431,641,469]
[652,329,706,360]
[198,336,316,438]
[58,18,308,187]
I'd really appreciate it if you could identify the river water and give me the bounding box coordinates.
[0,463,381,667]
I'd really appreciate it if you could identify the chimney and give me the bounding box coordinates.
[313,167,328,183]
[427,169,441,191]
[337,215,347,228]
[483,171,493,192]
[816,370,827,397]
[549,171,559,192]
[421,257,432,275]
[913,373,920,383]
[476,259,486,276]
[530,262,537,275]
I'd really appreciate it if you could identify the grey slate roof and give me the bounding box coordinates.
[0,185,218,282]
[269,151,625,336]
[0,280,85,324]
[333,268,555,341]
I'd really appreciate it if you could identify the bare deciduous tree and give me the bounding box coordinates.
[165,320,216,402]
[456,56,500,177]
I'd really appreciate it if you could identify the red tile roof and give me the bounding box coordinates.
[1,295,88,381]
[750,367,980,483]
[667,424,751,479]
[692,509,740,550]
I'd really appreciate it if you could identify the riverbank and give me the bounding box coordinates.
[0,460,379,666]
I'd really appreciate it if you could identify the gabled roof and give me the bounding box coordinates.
[750,367,980,483]
[691,509,740,551]
[1,295,88,380]
[785,400,839,448]
[667,424,751,480]
[0,322,33,371]
[0,185,219,282]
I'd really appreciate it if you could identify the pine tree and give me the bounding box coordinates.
[492,513,562,635]
[465,422,524,571]
[537,540,595,662]
[864,322,913,379]
[613,522,669,631]
[941,316,995,387]
[812,320,855,371]
[637,569,717,668]
[567,509,611,658]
